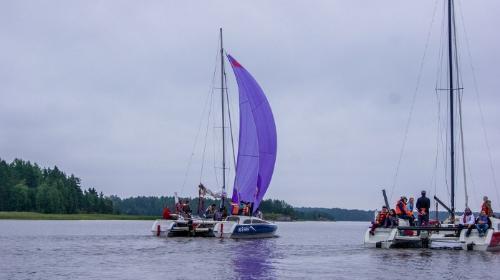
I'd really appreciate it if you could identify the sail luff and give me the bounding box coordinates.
[228,54,277,212]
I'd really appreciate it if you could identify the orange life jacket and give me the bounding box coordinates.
[395,200,408,216]
[376,212,388,224]
[481,202,492,216]
[242,205,250,216]
[231,203,239,215]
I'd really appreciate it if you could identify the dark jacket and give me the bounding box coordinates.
[416,196,430,215]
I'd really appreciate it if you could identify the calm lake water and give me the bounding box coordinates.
[1,220,499,279]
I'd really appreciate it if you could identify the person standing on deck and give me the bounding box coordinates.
[481,196,494,217]
[408,197,415,218]
[416,190,430,226]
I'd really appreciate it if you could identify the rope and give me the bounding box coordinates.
[200,77,215,183]
[458,91,469,208]
[458,0,500,209]
[180,49,219,196]
[389,0,439,201]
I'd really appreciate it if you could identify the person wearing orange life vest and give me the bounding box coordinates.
[481,196,494,217]
[162,205,171,219]
[395,196,415,226]
[231,202,240,216]
[369,206,388,235]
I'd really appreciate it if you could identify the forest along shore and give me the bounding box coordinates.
[0,212,156,220]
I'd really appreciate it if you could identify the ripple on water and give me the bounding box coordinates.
[0,220,499,279]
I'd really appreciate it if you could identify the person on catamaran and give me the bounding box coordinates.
[231,202,239,216]
[460,207,476,237]
[395,196,415,226]
[408,197,415,217]
[242,202,252,216]
[221,206,228,219]
[384,209,398,228]
[254,208,263,219]
[369,206,388,235]
[204,204,216,219]
[175,200,183,214]
[476,210,490,237]
[182,200,192,218]
[162,205,171,220]
[481,196,494,217]
[416,190,430,226]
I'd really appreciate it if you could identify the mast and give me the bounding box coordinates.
[220,28,227,208]
[448,0,456,219]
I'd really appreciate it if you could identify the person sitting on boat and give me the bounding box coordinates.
[175,200,183,214]
[214,207,223,221]
[384,209,398,228]
[481,196,494,217]
[460,207,476,237]
[204,204,216,219]
[231,202,240,216]
[369,206,388,235]
[476,210,490,237]
[416,190,430,226]
[221,206,228,219]
[254,208,263,219]
[395,196,415,226]
[242,202,251,216]
[182,200,192,218]
[162,205,171,220]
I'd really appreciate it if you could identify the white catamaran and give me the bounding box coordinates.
[153,29,278,238]
[364,0,500,251]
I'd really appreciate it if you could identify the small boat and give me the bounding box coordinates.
[212,30,279,239]
[365,0,499,251]
[151,29,278,239]
[213,216,277,239]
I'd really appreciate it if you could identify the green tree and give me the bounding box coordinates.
[10,182,30,211]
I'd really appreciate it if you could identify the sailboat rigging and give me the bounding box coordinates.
[364,0,500,251]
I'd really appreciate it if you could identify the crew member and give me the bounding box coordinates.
[369,206,388,235]
[395,196,414,226]
[416,190,430,226]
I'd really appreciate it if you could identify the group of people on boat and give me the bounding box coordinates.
[370,190,431,235]
[229,201,264,219]
[460,196,495,237]
[370,190,496,236]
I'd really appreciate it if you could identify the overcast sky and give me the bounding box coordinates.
[1,0,499,211]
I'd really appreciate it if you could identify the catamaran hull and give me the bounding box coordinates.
[151,219,216,237]
[151,219,176,237]
[213,216,278,239]
[460,218,500,251]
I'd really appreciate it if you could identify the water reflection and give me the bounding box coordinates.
[231,239,278,279]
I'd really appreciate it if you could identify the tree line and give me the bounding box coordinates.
[0,158,113,214]
[1,158,377,221]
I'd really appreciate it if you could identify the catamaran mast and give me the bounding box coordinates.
[220,28,227,208]
[448,0,456,219]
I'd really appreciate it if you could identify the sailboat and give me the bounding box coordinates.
[212,39,278,240]
[364,0,500,250]
[152,28,278,238]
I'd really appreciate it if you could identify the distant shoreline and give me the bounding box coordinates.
[0,211,157,220]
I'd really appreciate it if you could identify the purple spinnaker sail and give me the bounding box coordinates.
[228,54,277,212]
